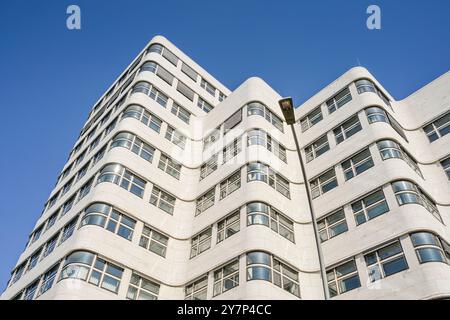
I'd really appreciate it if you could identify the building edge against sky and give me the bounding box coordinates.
[2,35,449,300]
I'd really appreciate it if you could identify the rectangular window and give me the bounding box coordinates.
[127,273,160,300]
[200,154,218,180]
[441,157,450,180]
[305,135,330,162]
[222,137,242,164]
[423,112,450,142]
[219,170,241,199]
[78,178,94,200]
[300,106,323,132]
[310,168,338,199]
[61,178,74,196]
[42,235,59,259]
[171,102,191,124]
[333,115,362,144]
[224,110,242,133]
[158,154,182,180]
[87,256,124,294]
[327,260,360,297]
[181,62,198,82]
[217,210,240,243]
[326,87,352,114]
[23,280,39,300]
[165,126,187,149]
[162,47,179,66]
[60,216,78,243]
[318,209,348,242]
[219,92,226,102]
[198,97,214,113]
[185,276,208,300]
[341,148,374,180]
[201,78,216,96]
[196,188,216,216]
[203,127,221,150]
[37,263,59,296]
[45,213,58,231]
[177,81,195,101]
[155,64,174,85]
[61,195,75,215]
[92,145,107,165]
[213,259,239,297]
[364,241,408,282]
[139,225,169,257]
[352,189,389,225]
[27,249,42,271]
[190,228,212,258]
[150,187,176,215]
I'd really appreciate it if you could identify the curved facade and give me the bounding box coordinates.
[2,36,449,300]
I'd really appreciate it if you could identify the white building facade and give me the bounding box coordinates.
[2,36,450,300]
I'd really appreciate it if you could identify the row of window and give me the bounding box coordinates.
[299,78,391,132]
[304,106,408,163]
[12,250,161,301]
[318,180,442,244]
[192,202,295,260]
[186,251,300,299]
[327,232,450,298]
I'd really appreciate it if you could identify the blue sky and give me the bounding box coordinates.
[0,0,449,290]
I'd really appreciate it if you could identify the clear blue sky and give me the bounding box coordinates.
[0,0,449,290]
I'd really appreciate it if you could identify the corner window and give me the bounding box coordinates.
[411,232,450,264]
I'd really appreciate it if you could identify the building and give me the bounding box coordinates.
[2,35,449,300]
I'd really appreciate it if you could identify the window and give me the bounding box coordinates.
[158,154,182,179]
[219,170,241,199]
[318,209,348,242]
[217,211,240,243]
[122,105,162,133]
[31,225,43,244]
[78,178,93,200]
[45,213,58,231]
[247,202,295,242]
[247,163,290,198]
[392,181,441,222]
[201,78,216,96]
[246,251,300,297]
[11,263,26,285]
[203,127,220,150]
[80,203,136,241]
[333,115,362,144]
[60,251,123,294]
[247,129,287,162]
[185,276,208,300]
[171,102,191,124]
[364,241,408,282]
[222,137,242,164]
[190,228,212,258]
[131,82,168,107]
[352,189,389,225]
[42,235,58,259]
[219,92,226,102]
[365,107,407,141]
[139,61,174,85]
[327,260,360,297]
[213,259,239,296]
[92,146,107,166]
[97,164,146,198]
[181,62,198,82]
[76,163,89,181]
[89,135,100,152]
[150,186,176,215]
[326,87,352,114]
[197,97,214,113]
[300,106,323,132]
[111,132,155,162]
[38,263,59,296]
[161,47,179,66]
[104,117,117,137]
[74,150,86,167]
[148,43,163,54]
[411,232,450,264]
[46,192,59,211]
[139,225,168,257]
[165,126,187,149]
[27,249,42,271]
[424,112,450,142]
[377,140,422,177]
[177,81,195,101]
[247,102,284,132]
[305,135,330,162]
[441,157,450,179]
[196,188,216,215]
[224,110,242,133]
[23,280,39,300]
[200,154,218,180]
[127,273,160,300]
[61,178,74,196]
[310,168,338,199]
[341,148,374,180]
[60,165,72,183]
[355,79,391,108]
[60,217,78,243]
[61,195,75,215]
